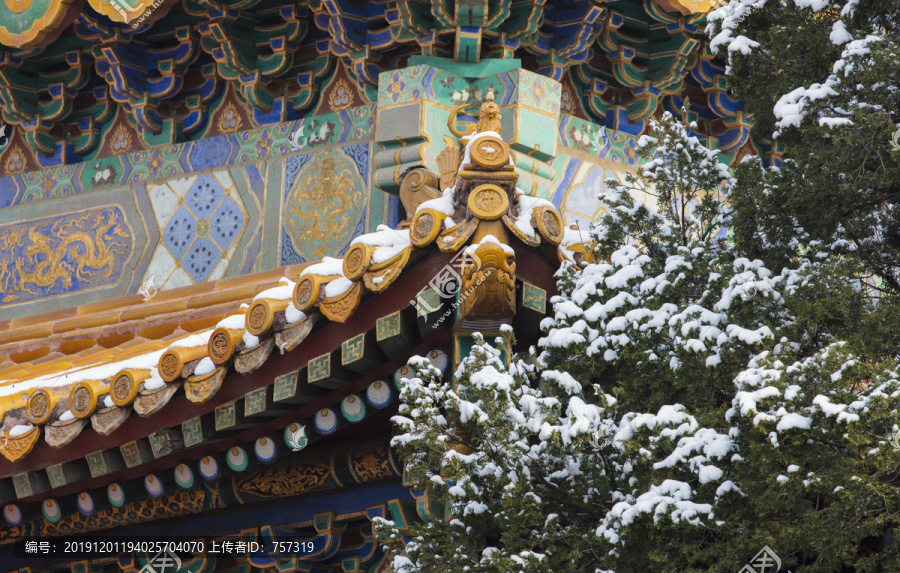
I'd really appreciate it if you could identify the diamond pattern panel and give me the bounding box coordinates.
[209,196,244,250]
[184,174,225,218]
[164,205,196,259]
[183,236,222,283]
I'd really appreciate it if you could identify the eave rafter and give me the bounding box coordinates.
[0,0,753,163]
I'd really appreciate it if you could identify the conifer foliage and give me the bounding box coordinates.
[376,111,900,572]
[708,0,900,294]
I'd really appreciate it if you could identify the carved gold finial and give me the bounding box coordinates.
[447,88,503,140]
[476,89,502,134]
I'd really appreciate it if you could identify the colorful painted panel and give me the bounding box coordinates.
[146,169,249,289]
[0,106,373,206]
[0,207,132,305]
[280,145,368,265]
[558,164,623,230]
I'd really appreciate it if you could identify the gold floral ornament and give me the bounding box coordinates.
[217,103,242,132]
[111,125,132,152]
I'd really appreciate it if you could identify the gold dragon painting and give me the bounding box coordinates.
[285,148,364,261]
[0,208,132,304]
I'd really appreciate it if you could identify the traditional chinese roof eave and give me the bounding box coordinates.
[0,247,460,479]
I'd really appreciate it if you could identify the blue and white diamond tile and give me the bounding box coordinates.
[183,236,222,283]
[185,173,225,218]
[144,167,250,294]
[164,205,196,259]
[209,196,244,251]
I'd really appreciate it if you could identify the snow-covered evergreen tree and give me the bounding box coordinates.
[708,0,900,297]
[376,111,900,572]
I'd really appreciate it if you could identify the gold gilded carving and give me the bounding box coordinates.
[320,280,363,323]
[216,102,244,133]
[0,426,40,462]
[398,168,441,228]
[41,485,205,536]
[185,366,227,404]
[461,242,517,320]
[69,383,97,418]
[535,206,563,245]
[15,211,130,291]
[45,417,87,448]
[349,441,396,482]
[364,247,411,293]
[329,77,354,112]
[134,382,180,417]
[343,243,372,280]
[276,313,317,352]
[235,337,276,374]
[469,135,510,170]
[236,460,331,498]
[26,389,53,425]
[437,137,460,191]
[468,184,510,220]
[91,404,130,436]
[448,89,502,139]
[286,154,363,260]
